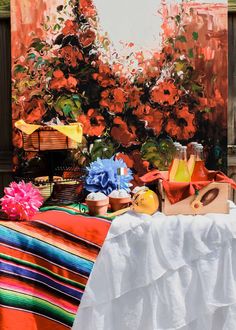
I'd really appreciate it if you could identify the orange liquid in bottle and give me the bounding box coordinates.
[187,154,196,176]
[191,161,208,181]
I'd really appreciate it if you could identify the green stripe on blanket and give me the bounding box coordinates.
[40,203,115,220]
[0,288,74,325]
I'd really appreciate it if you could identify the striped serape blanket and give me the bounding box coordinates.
[0,209,111,330]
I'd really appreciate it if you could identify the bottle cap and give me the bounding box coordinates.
[173,142,182,147]
[196,144,203,149]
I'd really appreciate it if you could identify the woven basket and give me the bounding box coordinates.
[34,183,54,201]
[43,180,85,206]
[22,127,79,151]
[34,176,63,200]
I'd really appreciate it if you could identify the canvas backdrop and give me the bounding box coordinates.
[11,0,228,178]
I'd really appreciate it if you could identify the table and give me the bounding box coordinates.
[72,202,236,330]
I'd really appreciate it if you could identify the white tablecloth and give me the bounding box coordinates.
[72,202,236,330]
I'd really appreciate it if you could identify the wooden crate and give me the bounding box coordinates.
[158,172,230,215]
[22,127,79,151]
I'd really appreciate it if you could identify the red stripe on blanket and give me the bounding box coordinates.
[0,306,69,330]
[32,210,111,246]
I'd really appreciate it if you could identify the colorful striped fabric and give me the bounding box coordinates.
[40,203,115,220]
[40,203,89,215]
[0,210,111,330]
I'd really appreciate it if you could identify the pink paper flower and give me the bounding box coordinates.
[1,181,43,220]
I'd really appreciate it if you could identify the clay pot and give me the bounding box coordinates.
[109,196,132,212]
[86,197,109,216]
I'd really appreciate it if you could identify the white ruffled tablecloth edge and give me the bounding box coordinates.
[73,202,236,330]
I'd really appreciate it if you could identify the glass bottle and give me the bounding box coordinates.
[191,145,208,181]
[169,142,181,181]
[187,142,198,158]
[174,146,191,182]
[187,142,198,176]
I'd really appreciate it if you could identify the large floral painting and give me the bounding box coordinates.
[11,0,228,180]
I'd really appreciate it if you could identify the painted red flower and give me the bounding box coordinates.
[79,28,96,48]
[140,57,161,80]
[24,98,47,123]
[111,117,139,147]
[50,70,66,89]
[112,63,123,75]
[150,81,179,105]
[127,86,142,108]
[98,62,112,75]
[165,105,196,140]
[133,104,152,118]
[79,0,97,18]
[100,88,127,114]
[133,106,164,136]
[67,76,78,90]
[161,46,175,60]
[116,150,150,180]
[50,70,77,91]
[77,109,105,137]
[59,46,83,68]
[144,109,164,135]
[165,120,186,140]
[113,88,127,102]
[62,20,78,35]
[116,153,134,168]
[116,150,150,176]
[93,62,115,88]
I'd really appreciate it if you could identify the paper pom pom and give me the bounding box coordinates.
[0,181,43,220]
[85,157,133,195]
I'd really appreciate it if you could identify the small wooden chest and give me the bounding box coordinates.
[158,172,230,215]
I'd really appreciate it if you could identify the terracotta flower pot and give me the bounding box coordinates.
[109,196,132,212]
[86,197,109,216]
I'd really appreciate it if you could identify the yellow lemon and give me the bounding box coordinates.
[133,189,159,215]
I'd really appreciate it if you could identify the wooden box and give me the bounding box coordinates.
[158,172,230,215]
[22,127,79,151]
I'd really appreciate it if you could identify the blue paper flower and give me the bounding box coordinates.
[85,157,133,195]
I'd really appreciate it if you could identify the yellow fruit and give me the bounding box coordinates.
[133,189,159,215]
